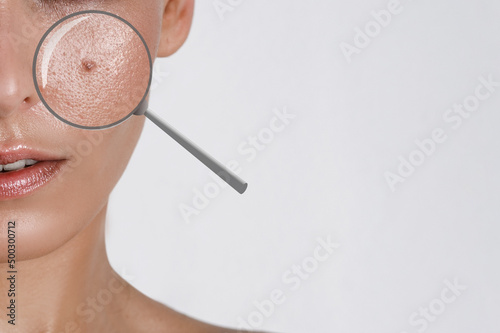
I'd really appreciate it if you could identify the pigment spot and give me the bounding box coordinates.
[81,59,97,72]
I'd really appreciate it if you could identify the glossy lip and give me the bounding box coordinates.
[0,146,67,200]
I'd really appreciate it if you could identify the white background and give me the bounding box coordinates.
[107,0,500,332]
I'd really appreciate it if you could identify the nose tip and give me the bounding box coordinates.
[0,78,31,118]
[0,50,36,119]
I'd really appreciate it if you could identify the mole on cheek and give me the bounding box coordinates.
[81,59,97,72]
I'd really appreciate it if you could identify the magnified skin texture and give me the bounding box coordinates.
[0,1,266,332]
[36,12,151,128]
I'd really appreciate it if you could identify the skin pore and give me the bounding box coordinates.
[0,1,261,332]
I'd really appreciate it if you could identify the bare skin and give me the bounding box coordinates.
[0,0,266,332]
[2,207,258,332]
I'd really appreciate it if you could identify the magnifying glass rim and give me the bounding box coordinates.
[32,9,153,130]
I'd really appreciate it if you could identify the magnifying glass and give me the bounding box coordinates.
[32,10,247,194]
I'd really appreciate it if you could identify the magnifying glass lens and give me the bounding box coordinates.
[33,12,151,129]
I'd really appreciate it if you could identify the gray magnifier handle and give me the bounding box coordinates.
[143,110,248,194]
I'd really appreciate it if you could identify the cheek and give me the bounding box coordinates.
[82,116,146,186]
[96,1,165,57]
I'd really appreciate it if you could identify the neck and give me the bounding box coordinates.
[0,206,131,333]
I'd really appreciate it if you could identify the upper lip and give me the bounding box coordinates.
[0,144,65,166]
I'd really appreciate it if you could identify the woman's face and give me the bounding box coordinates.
[0,1,166,261]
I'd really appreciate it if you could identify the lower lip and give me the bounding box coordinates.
[0,161,66,200]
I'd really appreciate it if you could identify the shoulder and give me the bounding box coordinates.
[120,282,272,333]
